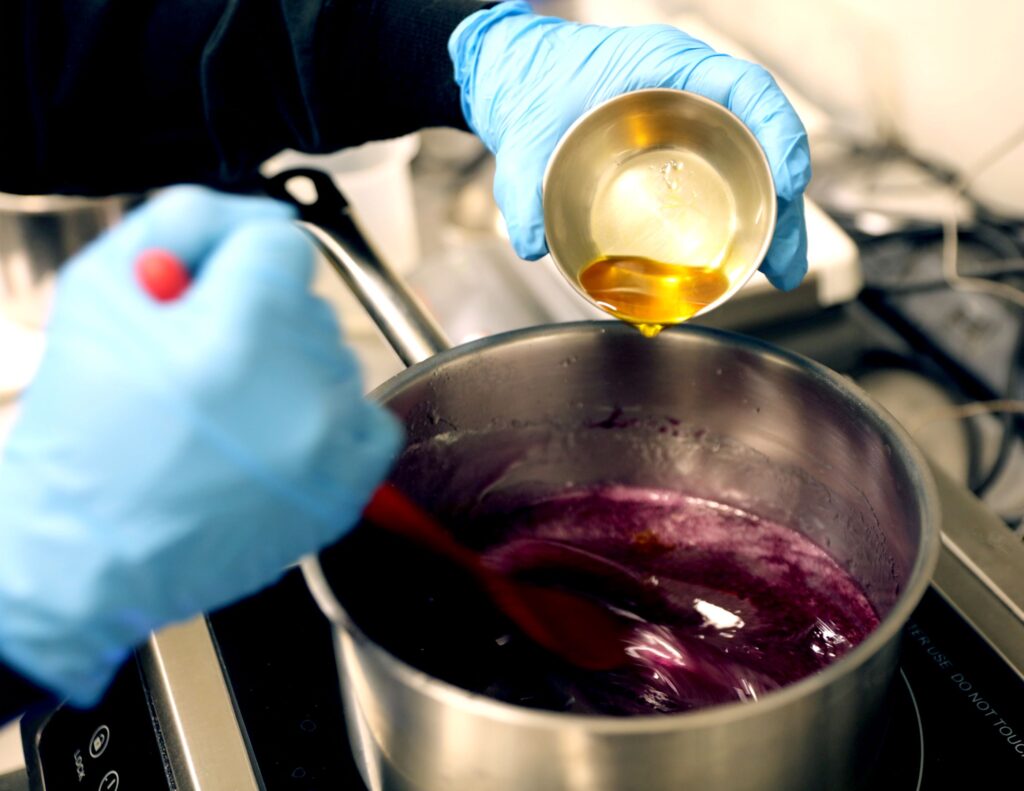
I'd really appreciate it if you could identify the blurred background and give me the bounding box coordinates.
[3,0,1023,526]
[645,0,1024,214]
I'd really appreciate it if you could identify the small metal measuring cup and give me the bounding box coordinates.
[542,88,776,328]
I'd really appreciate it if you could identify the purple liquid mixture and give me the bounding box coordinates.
[333,486,880,716]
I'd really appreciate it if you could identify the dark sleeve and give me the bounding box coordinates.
[0,0,490,197]
[0,659,53,726]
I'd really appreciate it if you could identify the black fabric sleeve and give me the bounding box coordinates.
[0,0,490,197]
[0,659,54,726]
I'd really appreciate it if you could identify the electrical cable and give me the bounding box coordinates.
[969,326,1024,498]
[847,349,989,491]
[832,127,1024,513]
[908,399,1024,434]
[941,122,1024,309]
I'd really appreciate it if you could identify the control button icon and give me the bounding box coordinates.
[89,725,111,759]
[99,770,119,790]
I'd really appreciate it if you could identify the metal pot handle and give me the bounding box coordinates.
[263,168,452,628]
[263,168,451,366]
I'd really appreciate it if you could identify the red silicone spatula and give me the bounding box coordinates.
[134,249,630,670]
[363,482,630,671]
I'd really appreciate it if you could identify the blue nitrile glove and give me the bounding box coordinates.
[450,1,811,291]
[0,187,402,705]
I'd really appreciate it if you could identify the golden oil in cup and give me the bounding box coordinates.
[543,90,776,337]
[578,256,731,337]
[578,149,739,336]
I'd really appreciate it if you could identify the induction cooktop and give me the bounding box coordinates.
[20,461,1023,791]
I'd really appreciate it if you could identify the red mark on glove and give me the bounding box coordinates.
[135,249,191,302]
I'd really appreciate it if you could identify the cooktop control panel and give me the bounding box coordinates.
[23,661,170,791]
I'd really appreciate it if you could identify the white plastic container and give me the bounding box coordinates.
[262,135,423,343]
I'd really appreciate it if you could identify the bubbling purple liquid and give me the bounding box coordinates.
[331,486,880,716]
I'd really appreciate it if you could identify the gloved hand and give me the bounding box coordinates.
[0,187,402,705]
[450,1,811,290]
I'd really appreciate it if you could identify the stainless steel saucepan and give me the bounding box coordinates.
[271,170,940,791]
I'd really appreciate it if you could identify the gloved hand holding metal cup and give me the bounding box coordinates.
[450,0,811,318]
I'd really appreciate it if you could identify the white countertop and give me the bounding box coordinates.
[0,721,22,777]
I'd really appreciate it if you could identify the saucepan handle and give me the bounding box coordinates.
[263,168,452,631]
[263,167,451,367]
